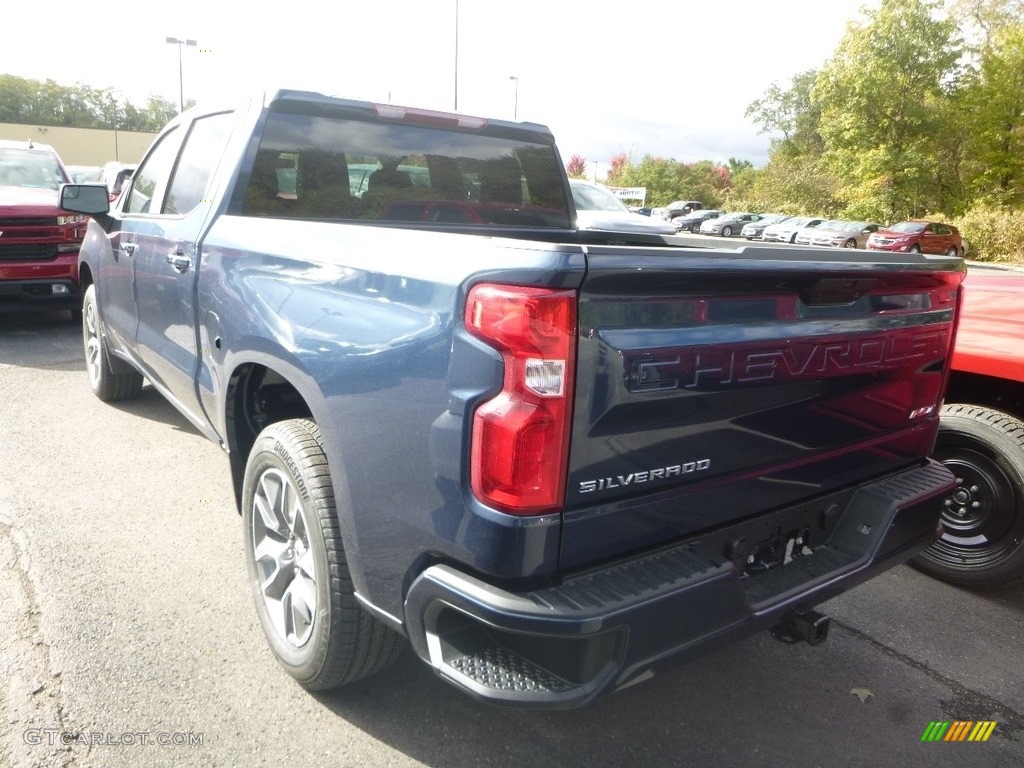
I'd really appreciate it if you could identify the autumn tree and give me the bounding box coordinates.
[565,154,588,179]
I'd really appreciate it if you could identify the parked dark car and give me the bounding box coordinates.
[661,199,704,221]
[740,214,790,240]
[673,208,722,233]
[866,220,964,257]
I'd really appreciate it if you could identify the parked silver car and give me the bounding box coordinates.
[699,212,762,237]
[794,219,847,246]
[802,220,881,248]
[570,180,677,235]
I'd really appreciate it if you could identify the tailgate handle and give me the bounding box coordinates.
[801,278,876,306]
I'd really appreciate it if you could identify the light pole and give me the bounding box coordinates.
[453,0,459,111]
[111,97,120,161]
[509,75,519,120]
[165,36,197,113]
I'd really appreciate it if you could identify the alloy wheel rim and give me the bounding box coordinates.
[84,299,102,389]
[252,468,317,647]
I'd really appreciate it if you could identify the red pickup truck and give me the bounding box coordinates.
[0,139,88,314]
[913,263,1024,587]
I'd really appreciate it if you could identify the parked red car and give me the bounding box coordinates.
[912,263,1024,587]
[866,220,964,257]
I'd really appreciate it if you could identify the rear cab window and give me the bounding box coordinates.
[237,103,571,229]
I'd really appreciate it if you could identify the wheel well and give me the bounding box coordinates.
[945,371,1024,421]
[225,364,315,509]
[79,262,93,289]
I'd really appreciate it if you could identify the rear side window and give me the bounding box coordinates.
[239,110,571,228]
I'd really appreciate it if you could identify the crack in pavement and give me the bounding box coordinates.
[0,517,77,768]
[832,616,1024,741]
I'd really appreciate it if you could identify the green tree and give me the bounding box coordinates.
[745,69,825,161]
[813,0,964,221]
[0,74,176,132]
[961,22,1024,205]
[731,155,842,217]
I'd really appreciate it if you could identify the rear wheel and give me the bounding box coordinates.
[912,405,1024,588]
[722,225,733,237]
[843,238,857,248]
[946,246,959,257]
[242,419,403,689]
[82,284,143,401]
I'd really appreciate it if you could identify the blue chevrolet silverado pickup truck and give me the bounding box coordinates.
[59,90,966,707]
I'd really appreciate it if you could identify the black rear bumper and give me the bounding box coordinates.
[403,460,953,707]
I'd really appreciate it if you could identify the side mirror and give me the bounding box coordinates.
[59,184,110,216]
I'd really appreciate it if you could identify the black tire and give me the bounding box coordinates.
[722,225,733,237]
[242,419,403,689]
[843,238,857,248]
[82,284,143,401]
[911,405,1024,588]
[909,244,922,253]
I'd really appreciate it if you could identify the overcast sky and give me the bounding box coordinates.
[2,0,877,167]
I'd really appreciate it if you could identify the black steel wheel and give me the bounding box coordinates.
[912,405,1024,588]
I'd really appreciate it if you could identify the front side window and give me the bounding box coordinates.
[164,112,234,215]
[239,110,570,228]
[126,129,180,215]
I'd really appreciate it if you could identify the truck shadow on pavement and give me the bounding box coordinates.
[109,384,203,435]
[308,625,1024,768]
[0,311,82,370]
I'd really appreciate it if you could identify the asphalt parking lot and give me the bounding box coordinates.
[2,307,1023,768]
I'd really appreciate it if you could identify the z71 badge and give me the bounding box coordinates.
[579,459,711,494]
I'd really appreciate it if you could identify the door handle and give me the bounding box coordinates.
[120,242,137,257]
[167,252,191,273]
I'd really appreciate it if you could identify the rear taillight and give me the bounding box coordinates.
[465,283,577,515]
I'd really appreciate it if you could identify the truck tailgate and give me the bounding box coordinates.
[562,247,964,568]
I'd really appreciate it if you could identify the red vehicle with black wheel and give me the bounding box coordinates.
[913,263,1024,587]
